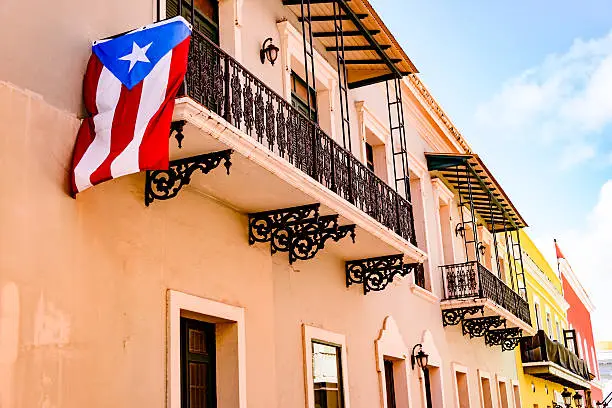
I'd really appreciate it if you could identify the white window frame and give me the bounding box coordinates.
[432,178,456,268]
[495,375,510,408]
[478,370,493,408]
[167,290,247,408]
[375,316,413,408]
[511,380,521,408]
[452,363,472,408]
[354,100,393,183]
[157,0,244,60]
[533,296,542,331]
[303,324,351,408]
[277,21,338,140]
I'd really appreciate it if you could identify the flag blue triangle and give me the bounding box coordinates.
[93,17,191,90]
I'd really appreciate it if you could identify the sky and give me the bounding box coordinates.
[369,0,612,340]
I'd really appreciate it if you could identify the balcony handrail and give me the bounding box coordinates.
[520,329,591,381]
[182,28,417,245]
[440,260,531,325]
[184,30,395,193]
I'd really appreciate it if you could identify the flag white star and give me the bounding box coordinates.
[119,41,153,72]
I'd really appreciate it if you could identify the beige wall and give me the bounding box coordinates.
[0,0,522,406]
[0,81,518,407]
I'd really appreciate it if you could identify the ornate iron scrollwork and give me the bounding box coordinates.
[248,204,356,264]
[462,316,505,338]
[441,306,485,327]
[170,120,187,148]
[485,327,523,351]
[346,255,422,294]
[144,149,233,206]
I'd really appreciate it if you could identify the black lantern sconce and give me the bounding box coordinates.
[562,388,573,408]
[455,223,465,237]
[477,242,486,256]
[573,392,583,408]
[410,344,429,370]
[260,37,279,66]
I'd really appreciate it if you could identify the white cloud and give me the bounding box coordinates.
[559,143,596,169]
[475,31,612,168]
[537,180,612,340]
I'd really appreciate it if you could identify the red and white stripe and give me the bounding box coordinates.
[71,37,190,195]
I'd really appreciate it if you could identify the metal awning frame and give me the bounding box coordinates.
[426,153,527,232]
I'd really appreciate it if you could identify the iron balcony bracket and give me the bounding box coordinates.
[144,149,233,206]
[441,306,484,327]
[345,255,422,294]
[248,204,356,264]
[462,316,506,338]
[485,327,523,351]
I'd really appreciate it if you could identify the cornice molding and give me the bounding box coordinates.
[405,74,472,154]
[559,261,595,312]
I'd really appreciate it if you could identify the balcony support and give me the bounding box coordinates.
[441,306,484,327]
[248,204,356,264]
[485,327,522,351]
[345,255,421,294]
[462,316,505,338]
[170,120,186,148]
[144,149,233,206]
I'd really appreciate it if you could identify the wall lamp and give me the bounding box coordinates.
[455,223,465,237]
[410,344,429,370]
[573,392,583,408]
[477,242,486,256]
[260,37,279,66]
[562,388,573,408]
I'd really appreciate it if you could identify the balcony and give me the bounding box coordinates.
[440,261,534,350]
[520,330,593,389]
[158,28,425,270]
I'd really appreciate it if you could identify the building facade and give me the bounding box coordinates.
[558,245,604,406]
[0,0,544,407]
[516,232,593,408]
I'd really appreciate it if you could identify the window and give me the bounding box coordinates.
[480,377,493,408]
[513,384,521,408]
[534,303,542,330]
[181,318,217,408]
[384,360,397,408]
[498,381,509,408]
[167,0,219,43]
[291,71,318,122]
[365,142,375,172]
[546,313,553,339]
[312,341,344,408]
[556,321,562,342]
[455,371,470,408]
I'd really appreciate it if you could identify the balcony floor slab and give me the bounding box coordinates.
[169,97,427,264]
[440,298,536,335]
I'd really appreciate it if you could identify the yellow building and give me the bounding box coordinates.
[516,231,592,407]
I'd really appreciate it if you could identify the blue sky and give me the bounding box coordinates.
[370,0,612,340]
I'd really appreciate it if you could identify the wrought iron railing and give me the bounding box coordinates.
[520,330,591,381]
[180,29,417,245]
[441,261,531,325]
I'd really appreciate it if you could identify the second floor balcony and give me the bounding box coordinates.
[441,260,531,325]
[149,19,427,290]
[520,330,593,390]
[427,153,535,350]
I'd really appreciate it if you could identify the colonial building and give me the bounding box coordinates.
[558,243,604,406]
[0,0,539,407]
[516,232,592,408]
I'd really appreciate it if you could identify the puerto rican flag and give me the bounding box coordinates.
[71,17,191,195]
